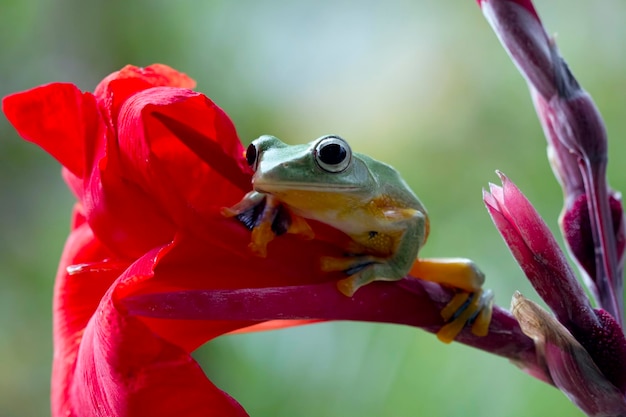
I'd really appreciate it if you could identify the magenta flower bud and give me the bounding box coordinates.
[484,173,592,326]
[484,173,626,395]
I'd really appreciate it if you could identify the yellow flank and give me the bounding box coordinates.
[272,190,363,214]
[370,194,398,208]
[351,230,402,257]
[272,190,409,258]
[276,190,409,220]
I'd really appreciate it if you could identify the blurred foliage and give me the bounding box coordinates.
[1,0,626,416]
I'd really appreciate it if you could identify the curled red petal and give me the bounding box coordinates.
[64,244,248,417]
[83,86,251,258]
[94,64,196,127]
[115,87,250,209]
[150,110,252,192]
[53,219,256,416]
[2,83,101,178]
[52,215,128,416]
[82,149,178,259]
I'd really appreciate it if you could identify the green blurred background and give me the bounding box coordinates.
[1,0,625,416]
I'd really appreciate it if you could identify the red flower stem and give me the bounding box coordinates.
[122,278,543,376]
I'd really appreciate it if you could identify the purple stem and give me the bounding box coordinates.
[583,160,623,324]
[122,278,544,378]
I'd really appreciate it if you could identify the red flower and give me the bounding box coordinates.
[3,64,344,416]
[4,64,537,416]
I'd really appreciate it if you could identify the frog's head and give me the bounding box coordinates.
[245,134,375,203]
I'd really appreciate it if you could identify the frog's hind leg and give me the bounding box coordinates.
[409,258,494,343]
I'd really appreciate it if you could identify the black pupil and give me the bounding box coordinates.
[319,143,346,165]
[246,143,257,167]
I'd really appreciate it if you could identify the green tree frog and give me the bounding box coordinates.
[223,134,492,342]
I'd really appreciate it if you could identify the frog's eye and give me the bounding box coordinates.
[245,142,259,171]
[315,136,352,173]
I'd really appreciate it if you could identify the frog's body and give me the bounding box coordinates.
[260,154,427,249]
[224,135,492,342]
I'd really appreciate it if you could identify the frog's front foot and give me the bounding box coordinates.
[222,192,314,257]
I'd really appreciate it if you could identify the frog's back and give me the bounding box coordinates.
[357,152,426,213]
[333,151,429,257]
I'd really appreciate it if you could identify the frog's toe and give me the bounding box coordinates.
[335,270,377,297]
[336,275,360,297]
[436,289,494,343]
[321,255,379,297]
[285,213,315,240]
[248,222,275,257]
[470,290,494,337]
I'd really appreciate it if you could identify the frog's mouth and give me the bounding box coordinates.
[254,181,364,212]
[253,180,361,194]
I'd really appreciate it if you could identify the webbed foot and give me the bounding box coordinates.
[437,288,494,343]
[320,254,397,297]
[223,192,314,257]
[409,258,493,343]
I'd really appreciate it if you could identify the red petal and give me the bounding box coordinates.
[80,87,253,258]
[95,64,196,98]
[94,64,196,127]
[2,83,101,178]
[53,220,252,416]
[115,87,250,213]
[64,245,248,417]
[150,110,252,193]
[51,216,128,416]
[82,151,178,258]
